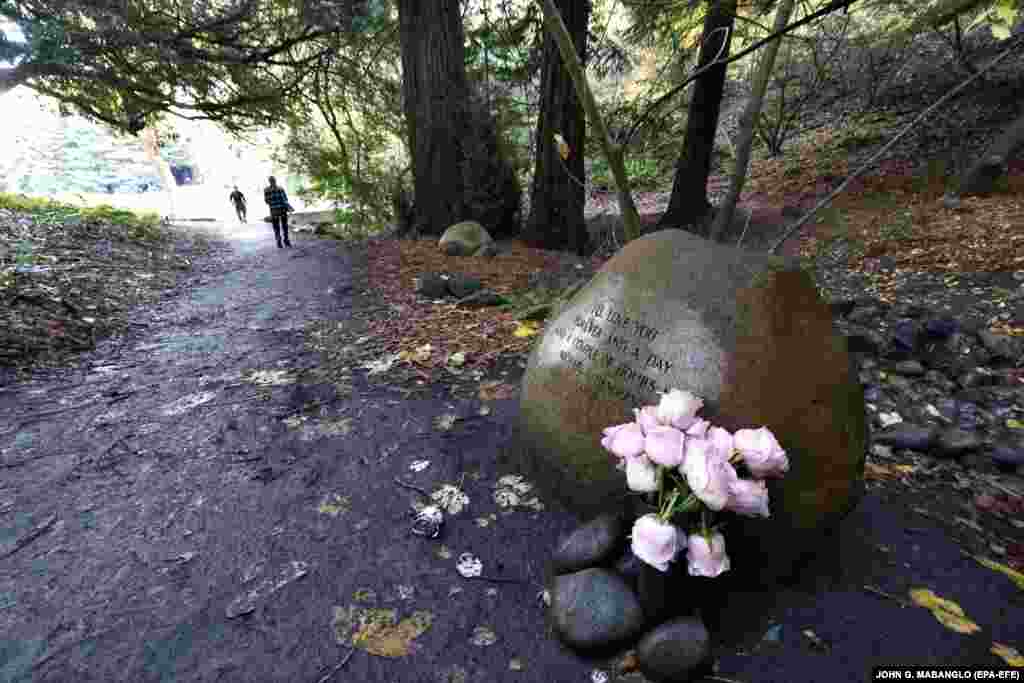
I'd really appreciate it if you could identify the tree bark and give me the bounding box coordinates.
[955,112,1024,196]
[709,0,795,242]
[524,0,591,255]
[657,0,737,235]
[397,0,470,235]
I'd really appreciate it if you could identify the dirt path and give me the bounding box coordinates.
[1,223,1021,682]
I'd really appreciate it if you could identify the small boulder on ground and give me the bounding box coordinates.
[414,273,450,299]
[446,274,483,299]
[439,220,493,257]
[635,616,711,683]
[551,512,625,575]
[549,568,645,650]
[456,290,506,307]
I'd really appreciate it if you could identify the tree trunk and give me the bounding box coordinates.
[524,0,591,255]
[536,0,641,242]
[397,0,470,235]
[657,0,737,235]
[955,112,1024,197]
[709,0,796,242]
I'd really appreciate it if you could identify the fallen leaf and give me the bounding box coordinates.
[456,552,483,578]
[470,625,497,647]
[434,414,459,431]
[909,588,981,634]
[409,460,430,472]
[318,493,351,517]
[246,369,294,386]
[973,556,1024,591]
[477,381,517,401]
[447,352,466,367]
[344,607,433,657]
[513,321,539,338]
[1007,419,1024,429]
[363,354,400,375]
[991,642,1024,667]
[802,628,831,652]
[878,411,903,427]
[431,484,469,514]
[161,391,217,416]
[554,133,570,160]
[509,657,524,671]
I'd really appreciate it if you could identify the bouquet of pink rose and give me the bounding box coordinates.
[601,389,790,577]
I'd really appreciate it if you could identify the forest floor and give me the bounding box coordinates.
[1,210,1022,683]
[3,29,1024,683]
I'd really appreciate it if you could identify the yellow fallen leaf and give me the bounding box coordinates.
[336,606,433,657]
[909,589,981,634]
[992,642,1024,667]
[513,322,539,338]
[973,556,1024,591]
[317,493,351,517]
[554,133,570,160]
[1007,419,1024,429]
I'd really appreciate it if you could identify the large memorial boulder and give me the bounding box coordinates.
[516,230,866,583]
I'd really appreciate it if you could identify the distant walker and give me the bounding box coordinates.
[263,176,293,249]
[229,186,247,223]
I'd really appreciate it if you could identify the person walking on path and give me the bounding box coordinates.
[229,186,247,223]
[263,176,293,248]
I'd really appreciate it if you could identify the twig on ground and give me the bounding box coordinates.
[736,208,753,248]
[988,481,1022,499]
[315,648,356,683]
[465,574,528,585]
[394,477,430,498]
[0,512,57,560]
[863,584,911,608]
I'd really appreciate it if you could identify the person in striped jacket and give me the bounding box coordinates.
[263,176,293,248]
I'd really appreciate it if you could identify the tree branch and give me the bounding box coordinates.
[769,31,1024,254]
[622,0,863,148]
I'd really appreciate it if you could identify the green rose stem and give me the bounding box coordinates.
[659,489,680,521]
[657,465,666,511]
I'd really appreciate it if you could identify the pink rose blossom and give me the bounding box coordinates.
[634,406,660,434]
[625,456,659,493]
[645,425,686,467]
[601,422,645,461]
[656,389,703,430]
[707,426,734,462]
[734,427,789,478]
[681,438,737,511]
[726,479,771,517]
[685,418,710,439]
[687,531,730,577]
[631,514,683,572]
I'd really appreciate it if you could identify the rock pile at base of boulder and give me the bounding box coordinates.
[412,272,506,307]
[542,295,1024,682]
[548,513,716,682]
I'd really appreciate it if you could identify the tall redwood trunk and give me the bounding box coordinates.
[524,0,590,256]
[657,0,736,235]
[397,0,470,235]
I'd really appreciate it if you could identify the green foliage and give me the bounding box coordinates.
[0,193,163,241]
[4,0,382,133]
